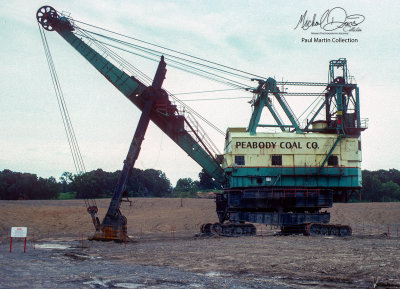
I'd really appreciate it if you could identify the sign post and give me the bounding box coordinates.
[10,227,28,253]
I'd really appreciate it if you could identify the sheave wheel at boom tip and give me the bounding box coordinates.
[36,6,59,31]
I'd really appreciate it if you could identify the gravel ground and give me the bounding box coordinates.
[1,232,399,289]
[0,239,288,289]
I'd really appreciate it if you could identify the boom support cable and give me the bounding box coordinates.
[75,29,251,90]
[71,22,332,134]
[69,18,267,80]
[50,13,333,142]
[80,29,253,82]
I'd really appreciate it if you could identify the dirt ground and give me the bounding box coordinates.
[0,199,399,288]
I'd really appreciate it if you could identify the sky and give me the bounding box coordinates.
[1,0,399,186]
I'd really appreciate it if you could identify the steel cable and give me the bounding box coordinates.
[69,18,267,80]
[76,28,226,136]
[38,24,97,208]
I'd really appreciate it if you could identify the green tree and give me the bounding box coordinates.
[60,171,74,194]
[174,178,199,197]
[198,169,222,190]
[380,181,400,202]
[139,169,172,197]
[361,172,382,202]
[0,170,59,200]
[125,168,172,197]
[67,168,172,199]
[71,169,117,199]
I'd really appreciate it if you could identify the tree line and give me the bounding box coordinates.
[1,168,400,201]
[359,169,400,202]
[0,168,221,200]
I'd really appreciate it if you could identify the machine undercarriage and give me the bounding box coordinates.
[200,188,352,237]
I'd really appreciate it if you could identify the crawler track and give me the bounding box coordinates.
[281,223,352,237]
[201,222,351,237]
[200,223,256,237]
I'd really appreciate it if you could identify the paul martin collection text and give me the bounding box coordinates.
[302,37,358,43]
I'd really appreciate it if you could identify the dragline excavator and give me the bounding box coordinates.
[37,6,367,240]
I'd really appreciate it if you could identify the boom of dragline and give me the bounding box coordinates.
[37,6,367,240]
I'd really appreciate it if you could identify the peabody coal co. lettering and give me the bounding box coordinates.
[235,141,319,150]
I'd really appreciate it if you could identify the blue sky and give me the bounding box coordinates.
[1,0,399,185]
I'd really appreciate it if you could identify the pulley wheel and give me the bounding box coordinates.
[36,6,59,31]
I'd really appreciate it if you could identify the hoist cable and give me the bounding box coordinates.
[38,24,96,208]
[39,24,85,174]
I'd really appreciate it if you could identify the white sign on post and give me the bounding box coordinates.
[10,227,28,253]
[11,227,27,238]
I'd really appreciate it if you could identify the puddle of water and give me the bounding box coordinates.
[204,271,231,277]
[205,272,221,277]
[35,243,70,249]
[114,283,144,289]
